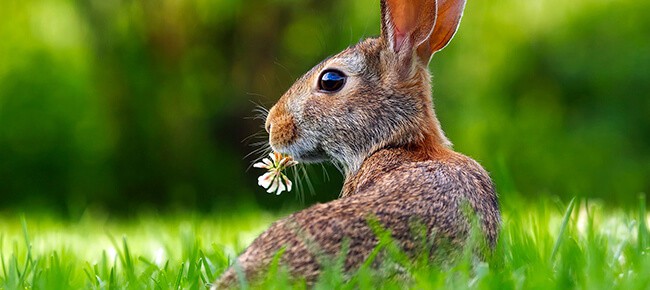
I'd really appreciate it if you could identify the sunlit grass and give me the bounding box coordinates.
[1,196,649,289]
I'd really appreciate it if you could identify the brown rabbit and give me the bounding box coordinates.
[212,0,500,288]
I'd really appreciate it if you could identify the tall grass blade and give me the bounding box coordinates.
[174,262,185,290]
[83,264,96,287]
[122,237,134,274]
[551,197,577,261]
[9,254,23,283]
[200,250,215,282]
[109,263,116,290]
[19,216,33,287]
[265,246,285,285]
[107,234,125,271]
[233,262,249,290]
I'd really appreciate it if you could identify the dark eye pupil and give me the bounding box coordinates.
[319,70,346,92]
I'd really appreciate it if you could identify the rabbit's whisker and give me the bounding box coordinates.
[320,163,330,182]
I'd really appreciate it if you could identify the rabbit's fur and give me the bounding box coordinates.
[213,0,500,288]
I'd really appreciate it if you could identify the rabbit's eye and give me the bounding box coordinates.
[319,70,346,92]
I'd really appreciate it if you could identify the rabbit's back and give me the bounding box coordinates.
[214,148,499,288]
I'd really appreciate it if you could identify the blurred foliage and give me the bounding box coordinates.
[0,0,648,216]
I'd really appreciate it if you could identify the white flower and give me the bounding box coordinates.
[253,152,298,195]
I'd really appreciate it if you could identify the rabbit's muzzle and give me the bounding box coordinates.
[266,104,298,149]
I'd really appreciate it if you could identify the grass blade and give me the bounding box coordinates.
[83,263,97,287]
[122,236,136,282]
[109,263,116,290]
[200,250,215,283]
[174,263,185,290]
[19,216,33,288]
[551,197,577,261]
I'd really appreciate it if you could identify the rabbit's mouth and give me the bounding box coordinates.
[271,140,328,163]
[292,147,328,163]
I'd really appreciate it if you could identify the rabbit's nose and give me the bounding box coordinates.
[265,106,275,133]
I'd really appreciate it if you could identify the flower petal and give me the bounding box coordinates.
[253,161,269,169]
[282,174,292,192]
[275,179,286,195]
[258,172,274,188]
[266,177,279,193]
[269,152,279,164]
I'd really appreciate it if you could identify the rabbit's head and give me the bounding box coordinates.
[265,0,466,174]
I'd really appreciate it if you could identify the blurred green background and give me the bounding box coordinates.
[0,0,648,217]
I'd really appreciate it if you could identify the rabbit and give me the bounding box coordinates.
[212,0,500,288]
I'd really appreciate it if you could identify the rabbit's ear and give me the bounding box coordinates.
[416,0,467,62]
[381,0,437,54]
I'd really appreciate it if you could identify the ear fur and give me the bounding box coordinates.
[381,0,437,53]
[417,0,467,63]
[380,0,467,65]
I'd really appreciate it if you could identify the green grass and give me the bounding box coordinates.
[1,195,649,289]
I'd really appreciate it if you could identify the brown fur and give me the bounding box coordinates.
[266,101,297,148]
[212,0,499,288]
